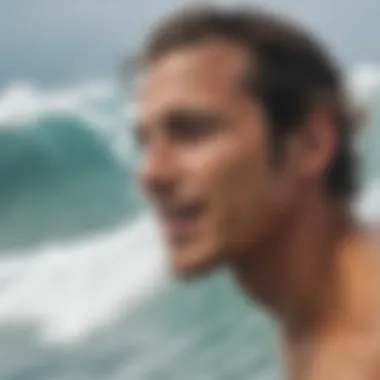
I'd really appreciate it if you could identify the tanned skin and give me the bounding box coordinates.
[135,40,380,379]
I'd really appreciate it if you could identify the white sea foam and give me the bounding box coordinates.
[0,80,136,163]
[0,214,170,344]
[0,82,105,123]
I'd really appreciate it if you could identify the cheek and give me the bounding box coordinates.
[192,140,265,223]
[184,141,257,193]
[178,122,271,237]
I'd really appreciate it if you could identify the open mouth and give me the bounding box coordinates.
[160,201,206,241]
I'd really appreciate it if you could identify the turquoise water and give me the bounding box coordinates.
[0,76,378,380]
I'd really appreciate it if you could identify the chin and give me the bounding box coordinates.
[169,243,222,280]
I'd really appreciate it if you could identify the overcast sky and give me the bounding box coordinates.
[1,0,380,87]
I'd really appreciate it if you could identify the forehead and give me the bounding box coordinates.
[137,41,252,120]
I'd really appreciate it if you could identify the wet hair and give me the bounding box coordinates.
[139,6,358,198]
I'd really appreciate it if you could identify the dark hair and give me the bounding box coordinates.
[139,6,357,198]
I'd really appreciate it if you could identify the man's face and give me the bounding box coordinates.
[136,41,302,277]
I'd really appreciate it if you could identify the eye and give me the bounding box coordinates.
[167,110,224,143]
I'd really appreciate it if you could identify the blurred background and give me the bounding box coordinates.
[0,0,379,379]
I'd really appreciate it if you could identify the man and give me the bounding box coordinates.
[134,6,380,379]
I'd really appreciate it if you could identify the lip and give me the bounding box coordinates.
[160,202,205,242]
[164,217,198,241]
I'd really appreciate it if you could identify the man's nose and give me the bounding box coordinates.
[139,143,178,199]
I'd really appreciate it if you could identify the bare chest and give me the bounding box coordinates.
[285,327,380,380]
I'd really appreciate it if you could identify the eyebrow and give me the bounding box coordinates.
[133,106,226,143]
[164,107,224,126]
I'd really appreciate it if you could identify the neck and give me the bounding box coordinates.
[233,191,355,340]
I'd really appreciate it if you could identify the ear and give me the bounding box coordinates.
[296,106,338,180]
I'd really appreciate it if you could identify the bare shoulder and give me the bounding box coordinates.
[361,227,380,379]
[309,327,380,380]
[282,324,380,380]
[307,228,380,380]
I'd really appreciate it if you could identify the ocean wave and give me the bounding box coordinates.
[0,81,116,126]
[0,80,135,159]
[0,80,141,251]
[0,214,170,344]
[0,112,140,252]
[0,79,134,188]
